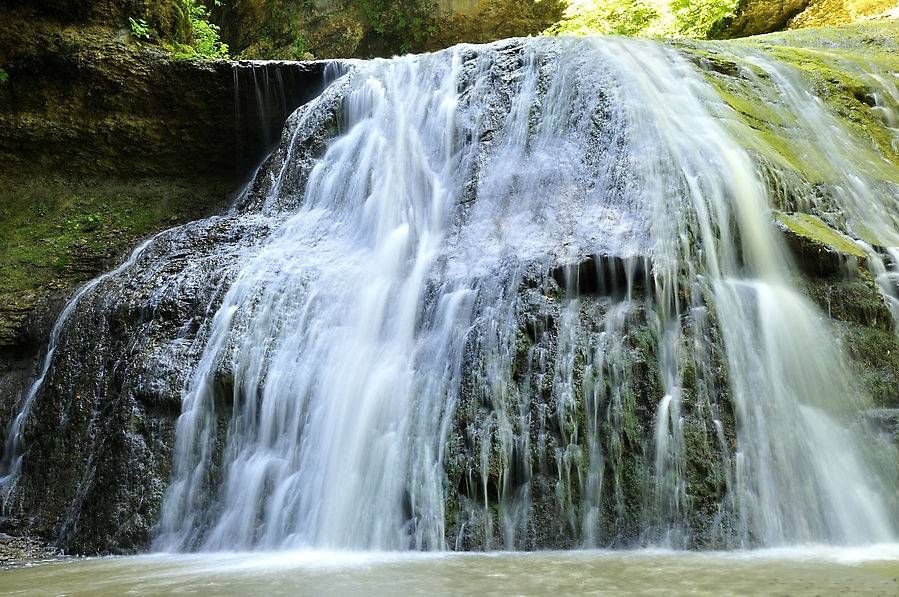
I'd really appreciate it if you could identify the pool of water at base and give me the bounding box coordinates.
[2,545,898,596]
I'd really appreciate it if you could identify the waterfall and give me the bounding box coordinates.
[4,34,899,553]
[150,35,896,550]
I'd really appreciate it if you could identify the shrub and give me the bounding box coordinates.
[355,0,437,54]
[545,0,740,38]
[129,17,152,40]
[669,0,738,37]
[184,0,230,58]
[547,0,659,36]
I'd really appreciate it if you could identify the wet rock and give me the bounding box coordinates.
[0,215,266,553]
[0,533,60,569]
[549,255,651,299]
[0,3,330,476]
[863,408,899,442]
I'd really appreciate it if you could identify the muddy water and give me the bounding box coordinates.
[2,547,899,596]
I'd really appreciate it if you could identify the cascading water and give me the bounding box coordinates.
[152,35,897,550]
[3,34,899,554]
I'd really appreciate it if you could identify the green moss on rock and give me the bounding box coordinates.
[0,175,228,295]
[842,323,899,408]
[0,175,229,350]
[774,211,866,258]
[683,23,899,191]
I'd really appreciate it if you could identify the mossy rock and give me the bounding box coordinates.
[842,323,899,408]
[774,211,866,274]
[0,174,232,352]
[685,23,899,201]
[4,0,192,45]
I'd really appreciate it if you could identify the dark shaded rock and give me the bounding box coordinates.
[0,215,272,553]
[0,4,331,554]
[550,255,651,299]
[0,82,340,552]
[3,0,192,40]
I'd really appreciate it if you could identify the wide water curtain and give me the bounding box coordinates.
[147,36,898,551]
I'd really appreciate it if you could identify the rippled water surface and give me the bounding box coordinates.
[3,547,899,596]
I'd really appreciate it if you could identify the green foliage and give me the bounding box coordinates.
[0,67,8,85]
[129,17,151,40]
[669,0,737,37]
[184,0,229,58]
[131,1,228,58]
[545,0,739,38]
[547,0,659,36]
[292,33,309,58]
[355,0,437,54]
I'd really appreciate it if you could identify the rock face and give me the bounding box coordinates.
[3,0,193,41]
[712,0,898,38]
[209,0,565,59]
[0,3,329,357]
[711,0,813,38]
[1,217,269,553]
[0,5,327,368]
[689,22,899,412]
[0,86,337,551]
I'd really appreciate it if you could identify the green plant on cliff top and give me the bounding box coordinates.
[669,0,737,37]
[129,17,151,40]
[546,0,739,38]
[184,0,229,58]
[356,0,437,54]
[547,0,659,36]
